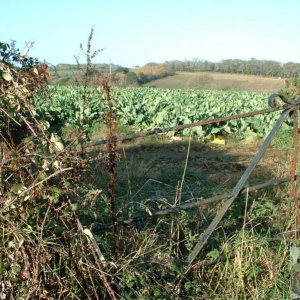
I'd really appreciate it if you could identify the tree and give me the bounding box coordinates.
[115,66,129,74]
[125,71,139,85]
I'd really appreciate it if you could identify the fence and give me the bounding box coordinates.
[89,93,300,268]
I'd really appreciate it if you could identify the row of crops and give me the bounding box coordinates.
[33,86,285,139]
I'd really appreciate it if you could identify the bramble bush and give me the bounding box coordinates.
[0,41,117,299]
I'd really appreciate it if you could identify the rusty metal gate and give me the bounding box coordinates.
[87,94,300,269]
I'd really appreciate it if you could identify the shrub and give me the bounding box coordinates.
[0,41,117,299]
[134,65,174,84]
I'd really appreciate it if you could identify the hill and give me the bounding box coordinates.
[143,71,286,92]
[50,63,123,85]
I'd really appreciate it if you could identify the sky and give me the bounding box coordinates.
[2,0,300,67]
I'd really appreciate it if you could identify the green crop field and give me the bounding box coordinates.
[34,86,288,141]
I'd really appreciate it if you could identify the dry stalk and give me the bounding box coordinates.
[290,109,299,238]
[77,220,118,299]
[102,78,119,259]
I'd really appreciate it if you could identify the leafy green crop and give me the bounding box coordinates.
[33,86,286,139]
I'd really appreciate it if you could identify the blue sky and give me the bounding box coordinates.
[2,0,300,67]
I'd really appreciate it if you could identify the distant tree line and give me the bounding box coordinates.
[56,63,122,72]
[52,59,300,87]
[163,59,300,78]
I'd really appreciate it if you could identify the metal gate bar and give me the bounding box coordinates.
[187,106,295,265]
[85,106,286,147]
[88,94,300,268]
[92,173,299,232]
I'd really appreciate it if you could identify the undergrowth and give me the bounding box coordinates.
[0,37,117,299]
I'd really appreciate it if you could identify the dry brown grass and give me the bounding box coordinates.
[144,71,286,92]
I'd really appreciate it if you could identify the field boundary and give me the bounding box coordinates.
[90,94,300,268]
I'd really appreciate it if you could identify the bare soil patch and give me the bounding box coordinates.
[144,71,285,92]
[111,136,291,204]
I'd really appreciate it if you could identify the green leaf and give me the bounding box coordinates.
[0,253,6,276]
[10,183,25,194]
[126,280,135,288]
[223,125,232,133]
[8,241,16,248]
[210,127,221,134]
[2,71,12,81]
[206,249,220,259]
[71,203,78,211]
[153,288,161,297]
[155,111,167,124]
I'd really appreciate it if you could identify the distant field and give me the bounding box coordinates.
[143,71,286,92]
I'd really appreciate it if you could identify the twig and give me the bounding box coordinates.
[92,173,299,232]
[11,167,73,201]
[187,108,292,266]
[177,132,192,202]
[77,219,118,300]
[17,112,38,137]
[0,107,22,126]
[290,109,299,238]
[34,202,52,282]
